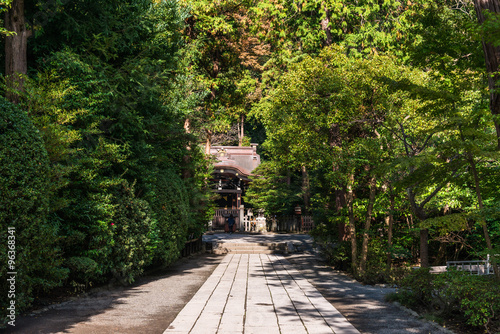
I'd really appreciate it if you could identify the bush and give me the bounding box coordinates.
[65,257,99,287]
[395,268,500,331]
[398,268,444,309]
[385,266,411,285]
[443,272,500,330]
[0,98,68,319]
[310,223,352,270]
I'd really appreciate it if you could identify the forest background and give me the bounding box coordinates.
[0,0,499,332]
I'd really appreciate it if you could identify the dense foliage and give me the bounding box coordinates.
[1,0,213,321]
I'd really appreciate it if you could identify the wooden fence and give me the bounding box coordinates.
[181,236,203,257]
[274,215,314,233]
[212,209,240,231]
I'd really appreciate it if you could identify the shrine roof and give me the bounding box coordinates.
[210,144,261,177]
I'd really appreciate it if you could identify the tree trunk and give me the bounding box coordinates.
[238,114,245,146]
[419,229,429,268]
[182,119,192,179]
[335,189,348,241]
[321,2,333,46]
[301,166,310,215]
[346,173,358,274]
[473,0,500,149]
[385,215,393,269]
[407,187,430,267]
[5,0,29,104]
[386,190,395,271]
[359,176,377,275]
[468,154,500,279]
[205,131,212,155]
[435,243,447,266]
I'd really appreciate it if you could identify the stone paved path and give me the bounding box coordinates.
[3,233,450,333]
[164,253,360,334]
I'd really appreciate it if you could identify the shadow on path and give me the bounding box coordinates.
[286,252,449,334]
[3,254,221,334]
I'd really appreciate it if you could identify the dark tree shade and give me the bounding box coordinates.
[474,0,500,149]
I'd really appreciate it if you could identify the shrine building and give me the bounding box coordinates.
[210,144,261,231]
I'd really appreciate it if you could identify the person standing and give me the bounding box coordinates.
[227,214,235,234]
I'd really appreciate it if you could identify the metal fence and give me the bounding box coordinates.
[446,254,494,275]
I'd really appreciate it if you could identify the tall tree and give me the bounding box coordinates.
[473,0,500,149]
[4,0,30,103]
[180,0,268,152]
[359,174,377,275]
[255,47,430,273]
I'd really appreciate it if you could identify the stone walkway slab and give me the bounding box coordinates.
[164,254,360,334]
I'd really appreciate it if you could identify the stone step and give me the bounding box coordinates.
[216,242,285,248]
[213,249,280,254]
[215,246,277,251]
[211,242,288,254]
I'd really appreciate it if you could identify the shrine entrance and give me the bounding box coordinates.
[209,145,260,231]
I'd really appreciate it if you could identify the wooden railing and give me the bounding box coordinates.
[181,236,203,257]
[210,210,314,233]
[301,216,314,232]
[212,209,240,231]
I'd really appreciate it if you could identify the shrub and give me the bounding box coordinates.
[60,179,156,286]
[443,272,500,330]
[398,268,435,307]
[65,256,99,287]
[385,266,411,285]
[396,267,500,331]
[0,98,68,319]
[310,223,351,270]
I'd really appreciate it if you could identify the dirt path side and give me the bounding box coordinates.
[3,254,222,334]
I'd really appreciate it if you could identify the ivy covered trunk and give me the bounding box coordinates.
[4,0,29,103]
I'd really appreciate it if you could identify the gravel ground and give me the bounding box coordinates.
[2,254,221,334]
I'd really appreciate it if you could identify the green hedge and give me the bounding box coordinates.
[147,168,195,265]
[109,181,155,284]
[0,97,68,320]
[58,177,156,287]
